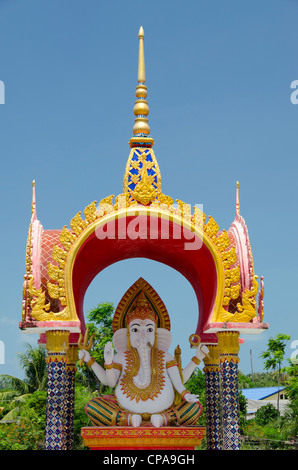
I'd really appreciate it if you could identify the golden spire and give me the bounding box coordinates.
[130,27,154,147]
[137,26,146,83]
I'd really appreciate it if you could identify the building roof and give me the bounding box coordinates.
[241,387,286,400]
[246,399,290,416]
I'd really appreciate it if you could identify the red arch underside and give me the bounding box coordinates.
[72,215,218,336]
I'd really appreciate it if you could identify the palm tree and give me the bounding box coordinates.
[260,333,290,416]
[17,344,47,392]
[0,344,47,421]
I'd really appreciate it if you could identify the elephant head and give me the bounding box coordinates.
[113,293,172,389]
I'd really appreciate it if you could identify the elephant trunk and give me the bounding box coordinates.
[132,338,152,388]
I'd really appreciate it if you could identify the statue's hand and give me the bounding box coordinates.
[104,341,114,365]
[196,344,209,361]
[184,393,200,403]
[78,349,91,363]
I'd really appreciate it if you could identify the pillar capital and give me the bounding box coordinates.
[45,330,69,363]
[217,331,240,363]
[203,344,220,372]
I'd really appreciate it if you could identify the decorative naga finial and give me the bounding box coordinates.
[130,27,153,147]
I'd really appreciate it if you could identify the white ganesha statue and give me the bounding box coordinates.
[79,291,208,428]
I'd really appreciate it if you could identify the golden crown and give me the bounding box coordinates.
[125,291,157,326]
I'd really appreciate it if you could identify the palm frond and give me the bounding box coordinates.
[0,407,20,422]
[0,389,20,401]
[0,375,29,395]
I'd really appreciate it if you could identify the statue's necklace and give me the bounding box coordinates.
[120,347,165,402]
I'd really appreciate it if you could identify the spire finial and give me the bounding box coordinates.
[138,26,145,83]
[31,179,37,220]
[130,27,153,147]
[236,181,240,216]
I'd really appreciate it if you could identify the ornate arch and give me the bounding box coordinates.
[22,195,245,337]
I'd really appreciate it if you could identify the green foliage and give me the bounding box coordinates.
[238,390,248,433]
[0,390,47,449]
[185,368,207,449]
[260,334,291,372]
[284,360,298,401]
[245,371,281,387]
[0,417,44,450]
[86,302,114,366]
[185,367,205,395]
[255,403,278,426]
[0,375,29,396]
[17,344,47,392]
[283,360,298,439]
[185,367,208,433]
[241,352,298,450]
[243,421,265,440]
[238,370,254,388]
[73,383,96,449]
[76,302,115,395]
[0,344,48,423]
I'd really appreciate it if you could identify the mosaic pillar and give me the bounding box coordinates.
[64,345,78,450]
[217,331,241,450]
[203,344,222,450]
[45,330,69,450]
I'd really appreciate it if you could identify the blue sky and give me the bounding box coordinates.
[0,0,297,379]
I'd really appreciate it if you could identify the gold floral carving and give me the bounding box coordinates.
[235,275,259,321]
[98,196,115,215]
[132,152,157,205]
[120,347,165,402]
[28,275,70,321]
[123,147,161,204]
[28,275,50,320]
[199,215,241,309]
[219,275,259,323]
[84,201,98,223]
[59,226,76,251]
[158,193,173,207]
[70,212,87,236]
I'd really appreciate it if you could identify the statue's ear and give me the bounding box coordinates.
[113,328,128,353]
[157,328,172,351]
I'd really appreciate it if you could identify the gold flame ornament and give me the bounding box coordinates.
[78,327,95,366]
